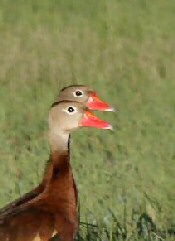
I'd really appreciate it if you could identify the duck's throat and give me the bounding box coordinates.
[49,130,70,152]
[43,130,71,185]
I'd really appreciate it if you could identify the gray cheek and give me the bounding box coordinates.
[83,96,88,102]
[75,97,84,103]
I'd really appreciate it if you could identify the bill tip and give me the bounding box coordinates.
[105,107,115,112]
[104,124,113,131]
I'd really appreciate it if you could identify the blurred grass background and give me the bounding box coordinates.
[0,0,175,240]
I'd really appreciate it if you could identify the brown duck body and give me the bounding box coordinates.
[0,150,78,241]
[0,160,78,221]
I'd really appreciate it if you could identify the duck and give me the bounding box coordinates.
[57,85,114,112]
[0,85,113,216]
[0,100,112,241]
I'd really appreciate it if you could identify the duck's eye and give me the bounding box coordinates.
[68,106,75,113]
[64,106,77,115]
[73,90,83,97]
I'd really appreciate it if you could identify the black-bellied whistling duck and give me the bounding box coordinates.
[0,100,112,241]
[0,85,113,216]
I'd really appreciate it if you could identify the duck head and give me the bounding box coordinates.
[57,85,114,111]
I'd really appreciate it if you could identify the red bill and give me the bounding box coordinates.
[87,92,114,111]
[80,110,113,130]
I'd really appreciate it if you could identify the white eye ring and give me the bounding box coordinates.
[73,89,84,97]
[63,106,78,115]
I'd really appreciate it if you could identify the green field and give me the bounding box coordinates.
[0,0,175,240]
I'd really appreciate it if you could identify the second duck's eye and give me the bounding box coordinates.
[73,90,83,97]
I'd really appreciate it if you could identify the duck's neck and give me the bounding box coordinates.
[42,130,71,185]
[42,128,77,222]
[49,130,70,153]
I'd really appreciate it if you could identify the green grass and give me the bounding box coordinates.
[0,0,175,240]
